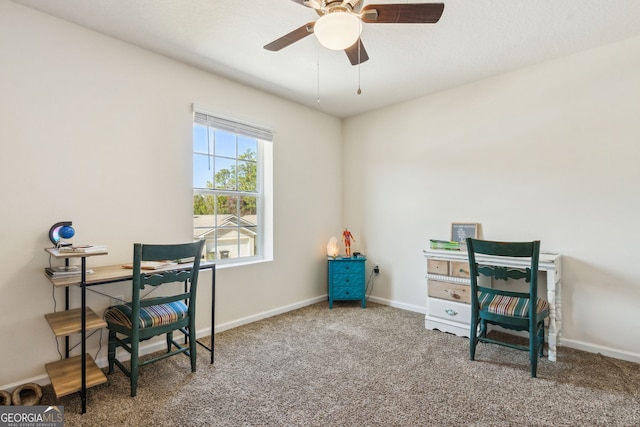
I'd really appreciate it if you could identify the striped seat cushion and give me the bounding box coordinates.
[478,292,549,317]
[105,300,188,329]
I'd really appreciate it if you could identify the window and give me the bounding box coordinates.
[193,108,273,263]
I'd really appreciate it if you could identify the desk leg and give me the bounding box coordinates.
[546,268,559,362]
[210,265,215,364]
[80,256,87,414]
[195,265,215,364]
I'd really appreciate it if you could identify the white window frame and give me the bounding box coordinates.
[192,104,273,266]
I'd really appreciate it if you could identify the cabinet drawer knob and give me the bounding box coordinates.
[452,292,460,300]
[444,309,458,317]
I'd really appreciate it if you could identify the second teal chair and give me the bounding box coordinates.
[466,238,548,377]
[105,241,204,396]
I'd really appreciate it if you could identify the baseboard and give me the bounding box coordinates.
[367,295,426,314]
[561,337,640,364]
[212,295,327,334]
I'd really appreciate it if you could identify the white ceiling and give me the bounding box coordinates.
[11,0,640,118]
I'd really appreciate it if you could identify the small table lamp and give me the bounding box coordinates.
[327,236,339,259]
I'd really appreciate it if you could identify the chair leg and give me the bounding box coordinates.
[470,317,478,360]
[188,325,197,372]
[166,331,173,353]
[107,330,116,374]
[529,324,538,378]
[538,322,545,357]
[130,339,139,397]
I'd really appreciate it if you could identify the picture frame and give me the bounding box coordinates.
[451,223,479,247]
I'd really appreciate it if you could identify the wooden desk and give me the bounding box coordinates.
[423,249,561,361]
[44,248,216,413]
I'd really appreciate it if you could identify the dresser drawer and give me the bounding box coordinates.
[332,262,364,275]
[428,280,471,304]
[332,273,360,287]
[427,259,449,275]
[332,286,364,300]
[450,261,470,278]
[427,297,471,325]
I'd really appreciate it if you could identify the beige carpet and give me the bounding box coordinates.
[40,302,640,426]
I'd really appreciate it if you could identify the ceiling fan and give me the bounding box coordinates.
[264,1,445,66]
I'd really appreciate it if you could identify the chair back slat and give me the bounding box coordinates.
[140,270,192,288]
[477,265,531,282]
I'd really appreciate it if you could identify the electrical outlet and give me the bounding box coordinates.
[111,295,124,306]
[374,265,380,274]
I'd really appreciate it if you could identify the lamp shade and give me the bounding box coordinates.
[327,236,339,258]
[314,12,362,50]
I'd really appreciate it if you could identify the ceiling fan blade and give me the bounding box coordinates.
[361,3,444,24]
[264,22,315,51]
[345,39,369,65]
[289,0,321,8]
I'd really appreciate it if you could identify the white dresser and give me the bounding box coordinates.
[423,248,562,361]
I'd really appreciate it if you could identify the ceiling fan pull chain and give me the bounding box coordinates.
[317,45,321,105]
[357,38,362,95]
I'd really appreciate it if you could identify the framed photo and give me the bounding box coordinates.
[451,223,479,247]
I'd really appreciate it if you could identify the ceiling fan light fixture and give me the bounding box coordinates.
[314,12,362,51]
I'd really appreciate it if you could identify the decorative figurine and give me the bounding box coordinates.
[342,228,355,257]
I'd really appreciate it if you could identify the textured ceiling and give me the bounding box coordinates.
[11,0,640,118]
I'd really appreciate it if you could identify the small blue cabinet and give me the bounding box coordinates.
[328,257,366,309]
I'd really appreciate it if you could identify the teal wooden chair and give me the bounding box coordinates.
[105,241,205,396]
[466,238,548,377]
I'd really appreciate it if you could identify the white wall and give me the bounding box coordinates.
[0,1,342,388]
[343,34,640,362]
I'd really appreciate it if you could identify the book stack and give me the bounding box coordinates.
[429,239,461,251]
[58,245,108,254]
[45,265,94,278]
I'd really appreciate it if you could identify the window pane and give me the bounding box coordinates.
[214,157,236,190]
[240,225,258,257]
[217,195,238,216]
[240,195,257,217]
[193,124,210,154]
[193,194,215,216]
[202,229,217,261]
[238,136,257,161]
[237,160,256,192]
[215,130,236,158]
[193,154,214,189]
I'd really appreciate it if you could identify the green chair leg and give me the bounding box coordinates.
[130,339,139,397]
[108,330,116,374]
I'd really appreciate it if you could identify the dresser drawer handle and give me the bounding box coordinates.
[345,279,350,283]
[444,309,458,317]
[451,292,460,300]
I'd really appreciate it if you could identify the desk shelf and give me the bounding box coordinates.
[45,354,107,398]
[45,308,107,337]
[44,247,108,413]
